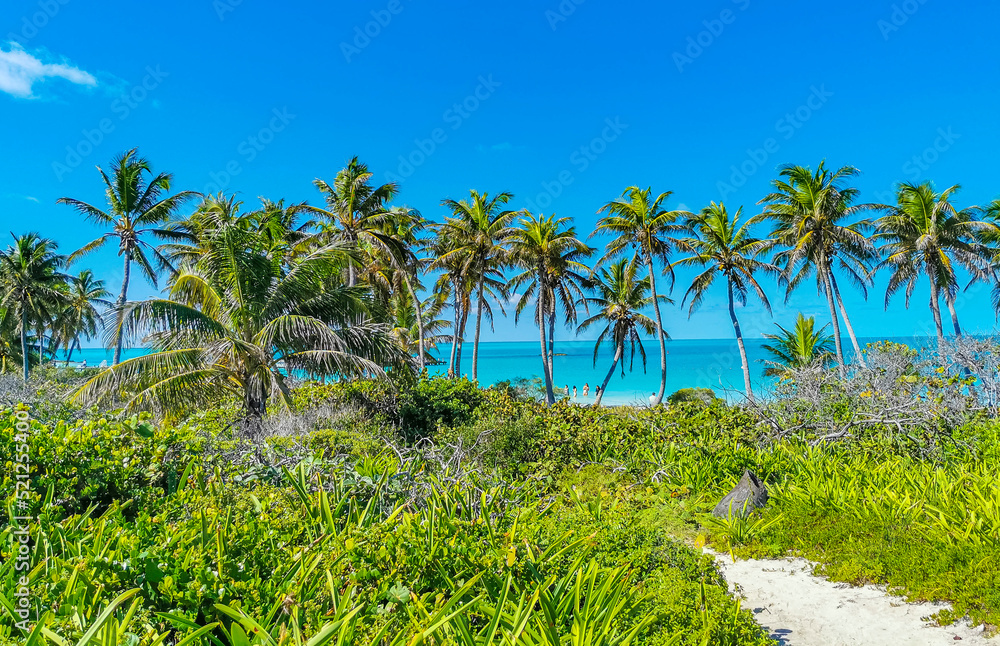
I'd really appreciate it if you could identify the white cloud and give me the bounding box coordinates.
[24,196,39,203]
[0,43,97,99]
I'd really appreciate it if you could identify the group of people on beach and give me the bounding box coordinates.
[564,383,598,399]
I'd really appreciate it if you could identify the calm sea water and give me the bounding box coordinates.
[56,336,923,405]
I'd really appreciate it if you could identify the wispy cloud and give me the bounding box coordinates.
[0,43,98,99]
[24,196,39,203]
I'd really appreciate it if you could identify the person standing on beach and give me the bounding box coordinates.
[583,383,590,397]
[565,385,569,395]
[649,392,656,405]
[573,386,578,398]
[595,385,601,398]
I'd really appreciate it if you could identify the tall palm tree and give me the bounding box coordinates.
[508,212,594,405]
[871,182,995,349]
[363,206,429,370]
[73,205,408,434]
[307,157,400,287]
[674,203,777,399]
[428,231,468,378]
[755,162,874,372]
[57,149,198,365]
[0,234,68,381]
[577,258,666,407]
[595,187,690,405]
[762,313,835,377]
[55,270,113,365]
[436,190,516,381]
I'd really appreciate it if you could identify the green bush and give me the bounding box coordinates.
[397,376,485,443]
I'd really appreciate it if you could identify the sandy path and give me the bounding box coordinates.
[709,552,995,645]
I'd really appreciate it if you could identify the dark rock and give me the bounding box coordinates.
[713,470,769,518]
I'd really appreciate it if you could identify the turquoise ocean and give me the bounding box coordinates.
[55,336,922,406]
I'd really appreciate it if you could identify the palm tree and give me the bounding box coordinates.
[387,292,452,362]
[762,313,835,377]
[73,205,408,434]
[756,162,875,372]
[577,259,667,407]
[674,203,777,399]
[0,307,25,374]
[0,234,68,381]
[55,270,113,365]
[871,182,995,349]
[57,149,198,365]
[436,190,516,381]
[508,212,594,405]
[363,206,429,370]
[307,157,400,287]
[595,187,690,405]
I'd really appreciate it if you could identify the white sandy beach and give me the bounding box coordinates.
[710,552,995,645]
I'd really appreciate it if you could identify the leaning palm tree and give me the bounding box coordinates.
[762,313,835,377]
[57,149,198,365]
[674,203,778,400]
[306,157,400,287]
[0,234,68,381]
[577,258,667,407]
[54,270,113,365]
[755,162,875,372]
[508,212,595,405]
[870,182,995,349]
[594,186,690,405]
[436,190,517,381]
[73,208,409,435]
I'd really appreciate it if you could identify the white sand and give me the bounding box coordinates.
[708,552,996,645]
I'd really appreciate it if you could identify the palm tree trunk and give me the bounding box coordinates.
[403,274,425,371]
[945,291,962,337]
[449,285,460,378]
[928,274,946,351]
[728,279,753,401]
[547,300,556,384]
[537,283,555,406]
[828,272,866,367]
[594,342,623,407]
[472,279,484,381]
[821,268,846,375]
[21,307,29,382]
[66,339,76,366]
[457,303,470,377]
[644,255,668,405]
[113,250,132,365]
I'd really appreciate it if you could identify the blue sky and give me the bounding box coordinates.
[2,0,999,343]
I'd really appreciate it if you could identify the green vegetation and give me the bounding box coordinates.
[3,360,999,644]
[4,150,1000,645]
